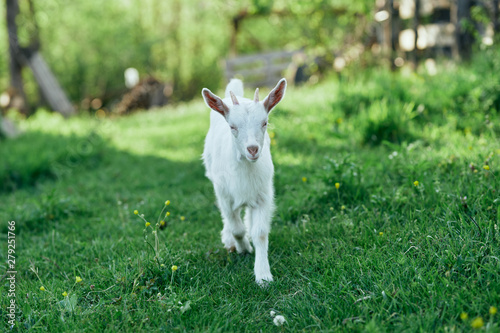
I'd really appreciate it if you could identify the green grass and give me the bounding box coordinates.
[1,59,500,332]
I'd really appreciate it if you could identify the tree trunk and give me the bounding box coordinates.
[389,0,399,70]
[493,0,499,33]
[456,0,472,60]
[6,0,28,114]
[231,10,248,57]
[411,0,420,68]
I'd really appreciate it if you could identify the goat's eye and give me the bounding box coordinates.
[262,121,268,128]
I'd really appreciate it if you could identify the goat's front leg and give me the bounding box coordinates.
[217,197,253,254]
[248,204,274,285]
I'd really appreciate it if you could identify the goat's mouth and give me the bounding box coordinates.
[246,155,259,162]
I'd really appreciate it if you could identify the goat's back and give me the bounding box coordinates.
[225,79,244,98]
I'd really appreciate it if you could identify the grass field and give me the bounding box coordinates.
[1,56,500,331]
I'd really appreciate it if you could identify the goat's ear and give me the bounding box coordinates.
[263,78,287,113]
[202,88,229,117]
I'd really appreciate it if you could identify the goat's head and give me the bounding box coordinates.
[202,78,287,163]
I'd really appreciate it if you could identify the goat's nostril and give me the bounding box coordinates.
[247,146,259,156]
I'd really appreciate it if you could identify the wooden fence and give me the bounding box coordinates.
[225,50,304,88]
[375,0,499,64]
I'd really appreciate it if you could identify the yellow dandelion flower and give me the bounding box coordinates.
[165,200,170,206]
[336,117,343,124]
[341,205,346,210]
[460,312,468,320]
[171,265,178,271]
[40,286,46,291]
[471,317,484,329]
[145,222,151,227]
[413,181,419,187]
[269,131,276,139]
[302,177,307,183]
[134,210,139,215]
[62,291,68,297]
[166,212,170,217]
[379,232,383,236]
[180,216,185,221]
[490,306,498,315]
[75,276,82,283]
[160,220,166,226]
[335,183,340,189]
[474,169,478,173]
[483,165,490,170]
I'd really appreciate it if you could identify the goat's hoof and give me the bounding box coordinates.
[256,275,274,287]
[236,240,253,254]
[226,245,236,253]
[237,247,253,255]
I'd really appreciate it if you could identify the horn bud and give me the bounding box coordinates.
[230,91,239,105]
[254,88,259,102]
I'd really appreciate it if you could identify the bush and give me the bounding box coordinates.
[361,100,418,146]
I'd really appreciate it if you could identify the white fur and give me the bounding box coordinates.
[201,78,287,285]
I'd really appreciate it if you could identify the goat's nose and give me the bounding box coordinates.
[247,145,259,156]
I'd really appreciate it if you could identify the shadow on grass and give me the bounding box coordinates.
[0,131,105,193]
[0,130,213,235]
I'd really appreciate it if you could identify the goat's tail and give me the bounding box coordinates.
[225,79,244,98]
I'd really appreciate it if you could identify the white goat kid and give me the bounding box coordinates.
[201,78,286,285]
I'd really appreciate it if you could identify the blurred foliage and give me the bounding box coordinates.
[0,0,374,107]
[238,0,372,56]
[331,43,500,146]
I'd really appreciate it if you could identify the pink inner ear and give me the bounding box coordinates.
[207,99,220,111]
[264,81,285,112]
[204,90,227,116]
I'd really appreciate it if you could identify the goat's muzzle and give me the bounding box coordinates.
[246,145,259,161]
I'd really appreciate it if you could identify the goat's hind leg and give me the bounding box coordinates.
[218,200,253,254]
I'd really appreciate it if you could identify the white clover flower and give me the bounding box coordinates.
[270,310,276,317]
[273,315,286,326]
